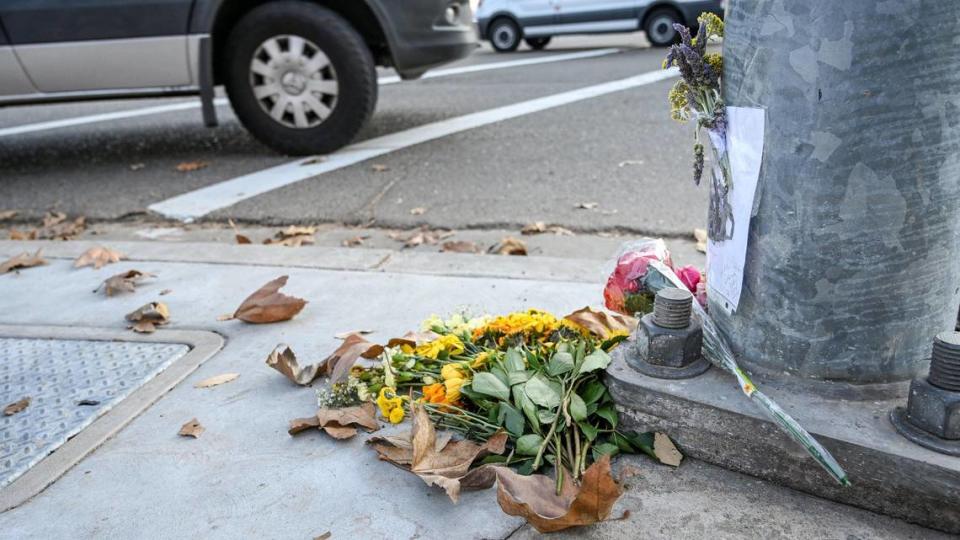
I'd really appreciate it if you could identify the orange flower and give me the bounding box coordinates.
[422,383,446,404]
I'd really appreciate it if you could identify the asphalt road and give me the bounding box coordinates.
[0,34,707,237]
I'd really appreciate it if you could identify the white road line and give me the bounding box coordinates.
[0,49,620,138]
[149,67,679,221]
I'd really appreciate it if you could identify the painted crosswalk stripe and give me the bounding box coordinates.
[0,49,620,138]
[148,67,679,221]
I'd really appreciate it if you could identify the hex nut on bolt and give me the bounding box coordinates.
[891,331,960,456]
[627,288,710,379]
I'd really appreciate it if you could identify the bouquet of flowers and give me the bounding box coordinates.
[663,12,734,241]
[603,239,705,315]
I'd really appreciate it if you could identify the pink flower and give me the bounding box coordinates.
[676,265,702,294]
[603,276,626,314]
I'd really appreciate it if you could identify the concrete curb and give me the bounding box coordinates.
[0,326,223,513]
[0,240,604,284]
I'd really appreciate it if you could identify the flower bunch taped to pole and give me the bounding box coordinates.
[649,260,850,486]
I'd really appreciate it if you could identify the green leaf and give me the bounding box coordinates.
[459,383,494,409]
[569,393,587,422]
[577,349,612,375]
[524,374,562,409]
[596,404,619,428]
[578,421,599,442]
[516,434,544,456]
[498,403,526,437]
[513,386,540,429]
[592,442,620,461]
[525,350,542,370]
[538,408,557,425]
[505,348,526,373]
[581,380,607,405]
[472,372,510,401]
[620,431,656,459]
[481,454,509,464]
[507,369,530,386]
[490,366,510,387]
[546,351,574,376]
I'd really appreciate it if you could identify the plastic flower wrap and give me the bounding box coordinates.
[603,239,704,315]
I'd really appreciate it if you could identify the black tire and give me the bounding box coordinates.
[489,17,521,52]
[644,8,683,47]
[525,37,551,50]
[223,1,377,155]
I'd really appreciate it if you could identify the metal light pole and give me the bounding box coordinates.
[717,0,960,390]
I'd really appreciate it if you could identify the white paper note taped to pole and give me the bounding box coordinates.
[707,106,765,312]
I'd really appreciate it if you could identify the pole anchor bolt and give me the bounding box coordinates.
[890,331,960,456]
[626,287,710,379]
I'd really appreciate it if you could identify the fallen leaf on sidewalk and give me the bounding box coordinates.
[37,212,85,240]
[521,222,575,236]
[178,418,205,438]
[409,207,426,216]
[489,237,527,256]
[389,228,452,249]
[3,397,30,416]
[654,433,683,467]
[8,229,35,240]
[367,404,506,503]
[74,246,125,269]
[576,202,599,210]
[0,210,17,220]
[126,301,170,333]
[194,373,240,388]
[323,334,384,382]
[563,307,636,340]
[96,269,154,296]
[289,403,380,439]
[266,345,325,386]
[440,240,481,253]
[314,532,332,540]
[263,225,316,247]
[176,161,208,172]
[371,164,389,172]
[341,235,369,247]
[225,276,307,324]
[334,330,373,339]
[1,250,47,274]
[228,219,251,244]
[694,228,707,253]
[494,454,624,533]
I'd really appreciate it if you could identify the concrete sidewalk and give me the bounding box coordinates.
[0,240,947,539]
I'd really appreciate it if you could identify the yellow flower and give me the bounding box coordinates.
[441,363,466,381]
[388,406,405,424]
[471,351,490,368]
[420,314,444,332]
[376,387,401,417]
[698,12,724,39]
[415,334,465,359]
[444,377,464,403]
[704,53,723,76]
[473,309,561,340]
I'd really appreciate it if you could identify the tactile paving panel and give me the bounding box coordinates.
[0,337,189,488]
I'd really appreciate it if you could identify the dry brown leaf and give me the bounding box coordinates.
[521,222,574,236]
[490,236,528,256]
[3,397,30,416]
[367,404,507,503]
[0,210,17,221]
[314,532,331,540]
[323,334,384,383]
[266,344,325,386]
[262,226,316,247]
[74,246,125,269]
[494,454,624,533]
[178,418,204,438]
[126,302,170,333]
[289,403,380,440]
[35,213,85,240]
[8,228,35,240]
[228,219,252,244]
[194,373,240,388]
[1,250,47,274]
[334,329,374,339]
[576,202,599,210]
[440,240,481,254]
[409,207,426,216]
[654,432,683,467]
[694,228,707,253]
[226,276,307,324]
[371,164,389,172]
[96,269,154,296]
[563,307,637,340]
[176,161,208,172]
[341,235,369,247]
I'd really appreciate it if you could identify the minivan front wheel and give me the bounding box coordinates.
[489,18,521,52]
[224,1,377,155]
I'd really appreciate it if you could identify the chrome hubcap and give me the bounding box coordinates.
[493,25,516,49]
[249,35,338,129]
[649,16,676,43]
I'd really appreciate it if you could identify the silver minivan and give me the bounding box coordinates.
[475,0,723,51]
